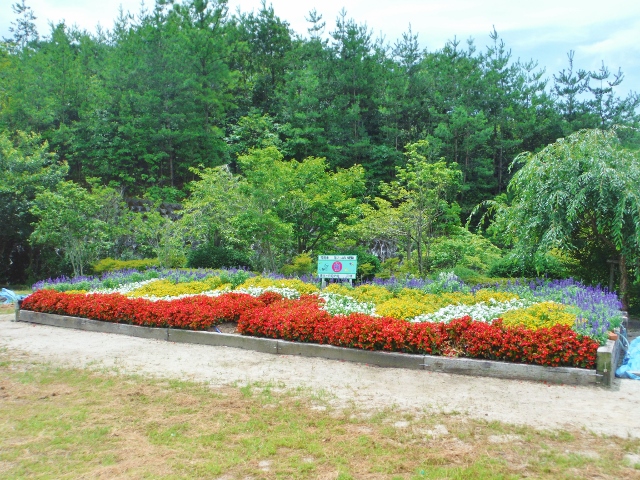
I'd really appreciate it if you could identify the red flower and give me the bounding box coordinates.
[21,289,598,369]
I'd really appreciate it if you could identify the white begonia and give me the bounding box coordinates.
[90,278,161,295]
[317,292,377,316]
[235,287,300,299]
[410,298,535,324]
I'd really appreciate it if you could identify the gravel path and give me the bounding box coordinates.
[2,314,639,438]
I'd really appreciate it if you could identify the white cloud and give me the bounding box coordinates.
[577,21,640,57]
[3,0,639,44]
[1,0,638,93]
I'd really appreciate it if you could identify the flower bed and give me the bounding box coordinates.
[26,270,623,370]
[236,295,597,368]
[22,288,599,369]
[31,268,254,293]
[22,289,264,330]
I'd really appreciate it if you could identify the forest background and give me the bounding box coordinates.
[1,0,640,308]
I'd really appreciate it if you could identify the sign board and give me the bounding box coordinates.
[317,255,358,279]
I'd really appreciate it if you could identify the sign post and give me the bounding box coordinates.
[317,255,358,288]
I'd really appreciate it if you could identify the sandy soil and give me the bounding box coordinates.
[2,314,639,438]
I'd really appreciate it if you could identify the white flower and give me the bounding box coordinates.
[89,278,160,295]
[235,286,301,299]
[410,298,536,324]
[316,292,378,316]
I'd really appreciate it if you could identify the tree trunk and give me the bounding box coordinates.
[416,221,423,275]
[169,152,175,187]
[619,254,629,310]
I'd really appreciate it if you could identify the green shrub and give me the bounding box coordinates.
[186,243,251,269]
[26,246,73,285]
[488,252,569,279]
[218,269,252,288]
[92,258,159,275]
[376,258,400,280]
[627,281,640,315]
[428,228,502,274]
[281,253,314,276]
[451,266,498,285]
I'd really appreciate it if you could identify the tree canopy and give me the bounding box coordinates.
[1,0,639,288]
[1,0,637,201]
[488,128,640,306]
[175,147,365,271]
[0,131,67,280]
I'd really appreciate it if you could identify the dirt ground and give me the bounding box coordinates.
[2,314,640,439]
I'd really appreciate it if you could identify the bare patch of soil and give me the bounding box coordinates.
[208,321,238,334]
[2,314,640,439]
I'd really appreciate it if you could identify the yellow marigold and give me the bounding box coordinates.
[127,279,214,297]
[500,301,576,330]
[65,289,87,294]
[375,290,440,313]
[376,298,438,319]
[349,285,395,304]
[437,292,475,306]
[395,289,470,307]
[324,283,354,297]
[205,276,225,289]
[396,288,429,302]
[237,276,318,294]
[473,289,519,304]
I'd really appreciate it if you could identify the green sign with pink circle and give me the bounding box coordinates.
[317,255,358,279]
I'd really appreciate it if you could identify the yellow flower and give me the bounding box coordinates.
[376,297,444,319]
[127,279,217,297]
[324,283,353,297]
[236,276,319,294]
[473,289,519,303]
[350,285,395,304]
[501,301,576,329]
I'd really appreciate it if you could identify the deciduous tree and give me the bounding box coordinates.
[488,128,640,307]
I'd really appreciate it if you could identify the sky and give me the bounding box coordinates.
[1,0,639,97]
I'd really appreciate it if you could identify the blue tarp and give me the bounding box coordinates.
[616,336,640,380]
[0,288,27,304]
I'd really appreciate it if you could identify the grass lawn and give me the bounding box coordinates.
[0,350,639,479]
[0,305,16,315]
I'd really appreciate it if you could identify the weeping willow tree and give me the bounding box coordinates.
[489,128,640,308]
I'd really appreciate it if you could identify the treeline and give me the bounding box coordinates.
[1,0,639,285]
[3,0,639,200]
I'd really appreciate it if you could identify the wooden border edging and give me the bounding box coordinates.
[169,328,278,354]
[595,311,628,386]
[17,310,602,387]
[18,310,169,341]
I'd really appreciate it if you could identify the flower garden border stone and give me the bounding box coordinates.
[18,310,169,341]
[276,340,425,370]
[594,311,628,387]
[421,355,596,385]
[16,309,610,387]
[168,328,278,354]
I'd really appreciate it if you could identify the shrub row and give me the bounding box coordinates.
[92,258,159,275]
[22,289,598,368]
